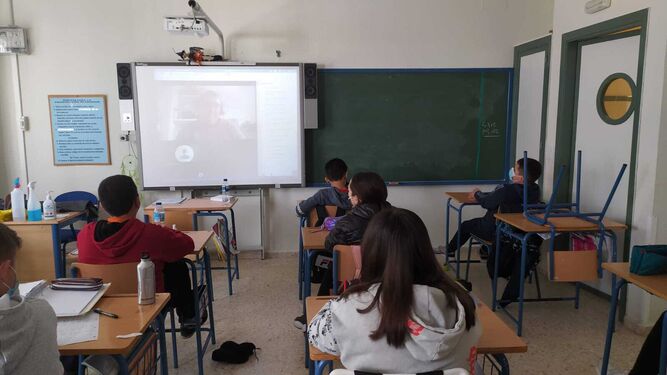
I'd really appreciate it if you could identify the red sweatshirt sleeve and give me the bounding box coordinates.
[144,225,195,263]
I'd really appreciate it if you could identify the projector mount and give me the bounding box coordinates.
[188,0,226,60]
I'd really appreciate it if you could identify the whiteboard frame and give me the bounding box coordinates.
[131,62,305,190]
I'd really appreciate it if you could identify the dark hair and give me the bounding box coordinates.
[349,172,387,205]
[98,175,139,216]
[516,157,542,183]
[325,158,348,181]
[0,223,21,261]
[342,208,476,348]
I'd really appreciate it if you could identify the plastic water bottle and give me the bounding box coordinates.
[43,191,56,220]
[27,181,42,221]
[153,202,165,226]
[221,179,231,203]
[10,178,26,222]
[137,253,155,305]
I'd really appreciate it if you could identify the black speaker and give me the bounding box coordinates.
[116,63,133,100]
[303,63,317,99]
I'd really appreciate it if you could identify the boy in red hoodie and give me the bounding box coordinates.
[77,175,199,336]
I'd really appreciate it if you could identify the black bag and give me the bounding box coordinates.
[487,234,542,280]
[310,253,332,283]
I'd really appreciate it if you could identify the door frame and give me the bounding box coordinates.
[553,9,648,320]
[510,35,551,179]
[553,9,647,254]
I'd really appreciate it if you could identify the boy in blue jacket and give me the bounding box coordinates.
[296,158,351,224]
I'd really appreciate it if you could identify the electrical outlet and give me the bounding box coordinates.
[18,116,28,131]
[163,17,209,35]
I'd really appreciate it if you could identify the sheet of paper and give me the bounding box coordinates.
[57,312,99,346]
[153,197,186,205]
[37,284,109,317]
[18,280,46,298]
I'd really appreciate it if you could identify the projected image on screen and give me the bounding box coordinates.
[134,65,303,188]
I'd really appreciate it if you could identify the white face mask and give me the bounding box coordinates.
[508,167,515,180]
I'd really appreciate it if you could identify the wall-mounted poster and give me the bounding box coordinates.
[49,95,111,165]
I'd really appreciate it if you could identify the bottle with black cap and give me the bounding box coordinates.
[137,253,155,305]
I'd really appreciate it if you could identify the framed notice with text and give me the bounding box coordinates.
[49,95,111,165]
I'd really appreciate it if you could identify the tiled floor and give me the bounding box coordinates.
[165,251,646,374]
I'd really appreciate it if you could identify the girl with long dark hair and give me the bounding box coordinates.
[308,208,481,373]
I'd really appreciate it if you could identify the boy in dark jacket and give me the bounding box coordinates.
[296,158,351,225]
[446,157,542,255]
[77,175,200,337]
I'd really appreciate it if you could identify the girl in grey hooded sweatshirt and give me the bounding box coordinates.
[0,223,63,375]
[309,208,481,374]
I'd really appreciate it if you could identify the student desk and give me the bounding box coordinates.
[5,211,88,280]
[305,296,527,375]
[145,198,239,295]
[493,213,626,336]
[444,192,481,279]
[181,230,216,375]
[59,293,170,375]
[300,227,330,300]
[600,263,667,375]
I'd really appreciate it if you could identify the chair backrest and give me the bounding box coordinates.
[330,369,469,375]
[308,205,339,227]
[335,245,362,283]
[56,191,99,205]
[72,262,138,294]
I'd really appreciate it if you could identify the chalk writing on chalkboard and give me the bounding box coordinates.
[481,121,501,138]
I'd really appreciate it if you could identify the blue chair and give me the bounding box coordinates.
[55,191,98,275]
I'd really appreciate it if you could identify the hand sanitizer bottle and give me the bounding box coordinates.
[43,191,56,220]
[27,181,42,221]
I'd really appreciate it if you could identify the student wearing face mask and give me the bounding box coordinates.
[0,223,63,375]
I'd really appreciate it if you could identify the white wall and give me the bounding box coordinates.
[544,0,667,327]
[0,0,553,252]
[0,0,22,194]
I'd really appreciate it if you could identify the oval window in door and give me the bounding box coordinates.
[596,73,637,125]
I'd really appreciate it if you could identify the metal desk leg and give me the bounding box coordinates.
[156,311,169,375]
[169,307,179,368]
[492,353,510,375]
[516,234,529,337]
[659,312,667,375]
[445,197,452,266]
[298,220,305,300]
[491,223,503,311]
[229,208,240,277]
[601,279,627,375]
[222,214,234,296]
[312,360,331,375]
[51,225,64,278]
[204,250,217,345]
[185,258,205,375]
[455,205,463,278]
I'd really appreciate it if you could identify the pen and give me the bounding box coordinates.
[93,308,119,319]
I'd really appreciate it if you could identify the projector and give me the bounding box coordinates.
[585,0,611,14]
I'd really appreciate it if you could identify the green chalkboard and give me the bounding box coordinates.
[305,69,512,184]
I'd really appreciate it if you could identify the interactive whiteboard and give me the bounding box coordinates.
[134,63,304,188]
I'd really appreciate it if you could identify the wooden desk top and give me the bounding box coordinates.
[302,227,329,250]
[184,231,213,260]
[305,296,527,361]
[3,211,85,226]
[58,293,170,356]
[494,213,627,233]
[145,197,237,212]
[603,263,667,300]
[445,192,478,205]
